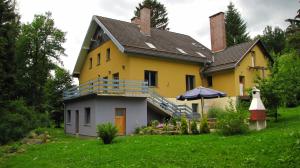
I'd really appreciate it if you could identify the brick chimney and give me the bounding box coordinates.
[209,12,226,52]
[131,16,140,25]
[131,7,151,36]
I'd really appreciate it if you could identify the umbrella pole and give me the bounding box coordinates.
[201,97,204,118]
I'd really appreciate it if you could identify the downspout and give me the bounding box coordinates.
[63,102,66,134]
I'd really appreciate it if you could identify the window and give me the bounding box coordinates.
[85,108,91,124]
[251,51,256,67]
[106,48,111,61]
[89,58,92,69]
[176,48,187,54]
[144,70,157,87]
[67,110,71,123]
[192,103,198,113]
[196,52,206,58]
[145,42,156,49]
[207,76,213,87]
[113,73,119,89]
[186,75,195,91]
[97,53,101,65]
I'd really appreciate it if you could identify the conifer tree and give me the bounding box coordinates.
[134,0,169,30]
[225,2,250,46]
[0,0,19,102]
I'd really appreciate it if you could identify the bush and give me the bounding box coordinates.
[141,126,155,135]
[134,126,146,134]
[150,120,159,127]
[216,101,249,136]
[200,117,210,134]
[97,123,118,144]
[0,100,37,145]
[180,116,188,134]
[191,120,199,134]
[208,107,225,118]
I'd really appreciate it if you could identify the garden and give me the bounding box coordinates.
[1,105,299,167]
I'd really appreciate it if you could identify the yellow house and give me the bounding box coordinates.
[63,8,271,136]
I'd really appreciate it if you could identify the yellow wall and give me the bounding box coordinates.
[127,54,202,97]
[234,45,270,95]
[205,44,270,96]
[79,40,130,84]
[208,70,236,96]
[79,40,203,98]
[79,41,269,98]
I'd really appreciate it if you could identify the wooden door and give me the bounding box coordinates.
[75,110,79,134]
[115,108,126,135]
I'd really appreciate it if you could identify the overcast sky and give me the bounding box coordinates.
[17,0,299,74]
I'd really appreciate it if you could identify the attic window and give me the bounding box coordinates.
[176,48,187,54]
[145,42,156,49]
[196,52,206,58]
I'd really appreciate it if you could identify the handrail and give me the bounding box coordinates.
[63,78,148,100]
[63,77,196,119]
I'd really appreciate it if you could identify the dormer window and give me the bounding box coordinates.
[176,48,187,54]
[145,42,156,49]
[196,52,206,58]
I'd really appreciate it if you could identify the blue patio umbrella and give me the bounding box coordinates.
[177,87,226,117]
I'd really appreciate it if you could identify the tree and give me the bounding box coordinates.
[285,9,300,54]
[44,66,73,128]
[225,2,250,47]
[134,0,169,30]
[255,26,286,59]
[0,0,19,103]
[258,50,300,121]
[16,12,66,112]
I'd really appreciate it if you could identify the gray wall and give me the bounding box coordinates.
[65,98,97,136]
[64,96,147,136]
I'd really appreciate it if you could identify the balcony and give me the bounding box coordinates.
[63,78,149,100]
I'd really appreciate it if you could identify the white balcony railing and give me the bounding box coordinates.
[63,78,148,100]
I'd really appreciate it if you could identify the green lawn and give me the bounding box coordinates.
[1,107,300,168]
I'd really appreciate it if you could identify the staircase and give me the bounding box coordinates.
[147,89,200,120]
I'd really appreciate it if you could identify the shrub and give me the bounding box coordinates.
[141,126,155,135]
[97,123,118,144]
[134,126,146,134]
[216,101,249,136]
[191,120,199,134]
[200,117,210,134]
[150,120,159,127]
[180,116,188,134]
[208,107,225,118]
[0,100,37,145]
[34,127,46,135]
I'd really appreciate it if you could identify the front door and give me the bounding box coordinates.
[115,108,126,135]
[75,110,79,134]
[239,76,245,96]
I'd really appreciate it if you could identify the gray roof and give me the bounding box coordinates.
[97,16,213,62]
[204,40,262,73]
[72,16,269,76]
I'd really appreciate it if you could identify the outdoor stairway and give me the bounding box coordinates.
[147,89,199,119]
[63,78,199,119]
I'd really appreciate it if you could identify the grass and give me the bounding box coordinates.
[1,107,300,168]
